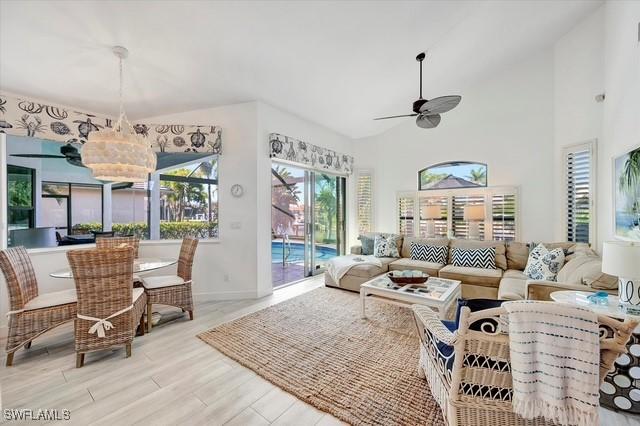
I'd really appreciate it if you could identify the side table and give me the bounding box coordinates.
[551,290,640,414]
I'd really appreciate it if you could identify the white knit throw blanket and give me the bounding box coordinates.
[504,300,600,426]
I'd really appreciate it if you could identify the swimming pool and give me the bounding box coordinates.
[271,241,337,264]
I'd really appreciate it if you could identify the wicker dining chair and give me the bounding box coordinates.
[96,236,140,258]
[0,246,77,366]
[67,246,146,368]
[142,237,198,332]
[412,304,637,426]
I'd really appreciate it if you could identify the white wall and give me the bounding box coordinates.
[552,1,640,250]
[552,6,605,243]
[351,50,555,243]
[138,100,353,299]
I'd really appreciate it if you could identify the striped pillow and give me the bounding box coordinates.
[410,242,448,264]
[451,247,496,269]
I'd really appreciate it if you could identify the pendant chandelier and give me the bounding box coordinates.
[83,46,156,182]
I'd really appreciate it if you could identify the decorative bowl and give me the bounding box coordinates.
[387,272,429,284]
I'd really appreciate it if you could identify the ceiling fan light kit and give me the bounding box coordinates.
[82,46,156,183]
[373,51,461,129]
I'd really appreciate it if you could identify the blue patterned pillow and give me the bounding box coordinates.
[410,242,448,264]
[373,233,400,257]
[358,235,375,255]
[524,244,565,281]
[451,247,496,269]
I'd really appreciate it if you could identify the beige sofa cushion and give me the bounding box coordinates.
[389,258,444,276]
[505,242,595,271]
[346,257,396,279]
[503,269,527,280]
[498,277,526,300]
[449,240,507,270]
[506,242,529,270]
[557,255,618,290]
[439,265,503,288]
[400,237,449,259]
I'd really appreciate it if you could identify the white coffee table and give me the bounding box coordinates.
[360,275,461,320]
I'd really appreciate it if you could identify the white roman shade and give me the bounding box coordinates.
[0,93,222,154]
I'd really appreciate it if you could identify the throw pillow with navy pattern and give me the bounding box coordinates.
[451,247,497,269]
[524,244,565,281]
[410,242,448,264]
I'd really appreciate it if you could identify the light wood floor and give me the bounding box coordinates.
[0,275,638,426]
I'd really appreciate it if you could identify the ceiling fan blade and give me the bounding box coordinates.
[416,113,441,129]
[373,113,418,121]
[419,95,461,114]
[11,154,66,159]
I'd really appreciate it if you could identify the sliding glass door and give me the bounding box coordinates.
[272,163,345,287]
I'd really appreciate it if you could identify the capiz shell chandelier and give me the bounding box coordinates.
[83,46,156,182]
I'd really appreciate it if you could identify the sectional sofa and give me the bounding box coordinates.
[324,235,617,300]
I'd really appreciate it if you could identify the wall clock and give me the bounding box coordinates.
[230,184,244,198]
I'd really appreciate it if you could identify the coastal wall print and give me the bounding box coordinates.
[614,145,640,241]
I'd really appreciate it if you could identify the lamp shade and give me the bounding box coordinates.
[422,205,441,220]
[463,204,485,221]
[602,241,640,278]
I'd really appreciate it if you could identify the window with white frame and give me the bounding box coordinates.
[397,187,518,241]
[397,193,415,237]
[356,170,373,234]
[564,141,595,245]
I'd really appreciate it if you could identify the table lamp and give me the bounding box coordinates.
[422,205,441,238]
[602,241,640,315]
[463,204,485,240]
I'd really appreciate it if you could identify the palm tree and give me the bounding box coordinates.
[467,167,487,185]
[619,148,640,218]
[315,175,337,243]
[271,166,301,236]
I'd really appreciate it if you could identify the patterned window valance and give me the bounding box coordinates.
[0,93,221,154]
[269,133,353,175]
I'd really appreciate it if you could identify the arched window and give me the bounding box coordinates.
[418,161,487,191]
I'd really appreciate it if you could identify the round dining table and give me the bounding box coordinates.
[49,257,177,279]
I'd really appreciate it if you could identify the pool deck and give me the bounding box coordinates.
[272,263,306,288]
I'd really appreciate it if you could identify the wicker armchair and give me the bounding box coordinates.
[96,236,141,258]
[0,246,77,366]
[412,304,636,426]
[67,246,146,368]
[142,237,198,332]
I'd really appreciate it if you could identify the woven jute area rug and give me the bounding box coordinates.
[198,287,444,426]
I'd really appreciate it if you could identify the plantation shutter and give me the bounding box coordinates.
[452,195,484,239]
[356,171,373,234]
[492,193,516,241]
[397,195,415,236]
[418,196,448,238]
[565,143,594,244]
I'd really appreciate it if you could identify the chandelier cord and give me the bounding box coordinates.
[118,55,124,130]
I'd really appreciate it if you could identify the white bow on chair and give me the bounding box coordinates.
[77,305,133,338]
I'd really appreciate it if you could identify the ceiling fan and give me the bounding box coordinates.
[11,143,85,167]
[374,52,461,129]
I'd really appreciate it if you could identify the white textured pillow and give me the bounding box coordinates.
[373,233,400,257]
[524,244,565,281]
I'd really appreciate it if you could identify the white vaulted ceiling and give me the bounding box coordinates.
[0,0,601,138]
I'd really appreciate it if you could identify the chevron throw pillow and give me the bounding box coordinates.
[410,242,448,264]
[451,247,497,269]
